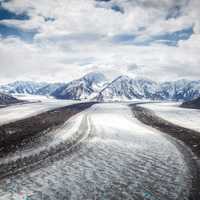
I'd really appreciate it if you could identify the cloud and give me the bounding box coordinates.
[0,0,199,83]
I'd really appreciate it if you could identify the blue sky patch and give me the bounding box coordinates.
[138,26,146,32]
[0,6,29,20]
[112,34,136,43]
[152,26,193,46]
[95,0,124,14]
[0,4,36,41]
[112,26,193,46]
[166,5,182,20]
[0,24,37,42]
[111,4,124,14]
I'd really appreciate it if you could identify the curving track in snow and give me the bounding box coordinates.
[0,103,195,200]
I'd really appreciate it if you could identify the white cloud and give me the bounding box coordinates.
[0,0,199,83]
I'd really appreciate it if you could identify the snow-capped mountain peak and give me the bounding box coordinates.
[96,75,160,101]
[52,72,108,100]
[83,72,106,83]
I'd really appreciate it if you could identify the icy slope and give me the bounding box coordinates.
[141,102,200,132]
[0,92,20,105]
[36,83,65,96]
[181,97,200,109]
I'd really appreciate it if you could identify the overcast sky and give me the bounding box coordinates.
[0,0,199,83]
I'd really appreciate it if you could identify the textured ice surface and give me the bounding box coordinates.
[0,103,192,200]
[141,102,200,132]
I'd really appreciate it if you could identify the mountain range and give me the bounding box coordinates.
[0,72,200,102]
[0,81,48,95]
[96,76,200,101]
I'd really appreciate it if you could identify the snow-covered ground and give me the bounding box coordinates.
[13,94,55,102]
[141,102,200,132]
[0,103,193,200]
[0,95,79,125]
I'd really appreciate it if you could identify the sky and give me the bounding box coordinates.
[0,0,200,83]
